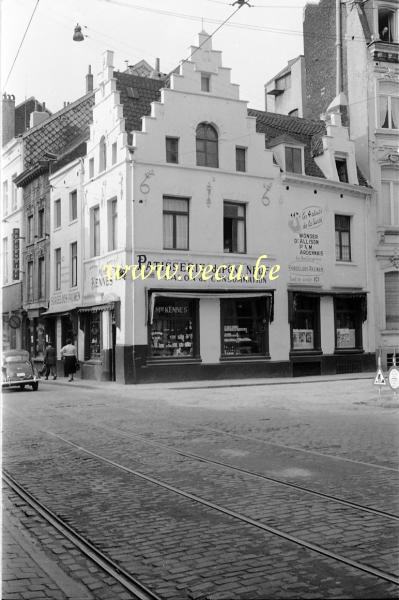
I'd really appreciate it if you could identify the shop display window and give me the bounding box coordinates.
[221,298,268,357]
[150,298,197,359]
[83,312,102,360]
[334,297,362,350]
[291,294,320,351]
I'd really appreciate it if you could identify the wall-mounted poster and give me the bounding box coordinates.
[293,329,314,350]
[336,328,356,348]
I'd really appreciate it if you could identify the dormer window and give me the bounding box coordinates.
[378,8,397,42]
[335,156,349,183]
[201,74,211,92]
[285,146,302,174]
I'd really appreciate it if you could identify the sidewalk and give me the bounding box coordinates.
[39,371,377,391]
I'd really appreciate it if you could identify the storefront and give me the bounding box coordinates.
[78,303,117,381]
[288,290,372,376]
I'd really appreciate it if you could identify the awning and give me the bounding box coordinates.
[148,290,274,325]
[78,302,116,314]
[41,308,78,316]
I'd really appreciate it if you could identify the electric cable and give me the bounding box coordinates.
[3,0,41,90]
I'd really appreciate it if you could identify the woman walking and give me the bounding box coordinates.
[60,338,77,382]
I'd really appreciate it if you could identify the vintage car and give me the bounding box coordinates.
[2,350,39,391]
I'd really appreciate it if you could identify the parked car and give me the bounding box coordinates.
[2,350,39,391]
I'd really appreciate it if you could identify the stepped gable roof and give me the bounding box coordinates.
[22,92,94,169]
[249,109,369,186]
[114,71,164,133]
[248,108,326,179]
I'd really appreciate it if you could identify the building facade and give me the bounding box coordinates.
[76,34,376,383]
[263,0,399,369]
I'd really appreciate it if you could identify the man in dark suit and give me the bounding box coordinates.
[43,342,57,380]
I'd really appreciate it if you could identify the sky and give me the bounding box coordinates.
[1,0,310,113]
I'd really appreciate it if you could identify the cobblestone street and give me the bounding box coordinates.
[3,375,399,599]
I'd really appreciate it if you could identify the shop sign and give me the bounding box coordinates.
[288,206,325,284]
[336,328,356,348]
[12,228,20,280]
[50,291,80,306]
[292,329,314,349]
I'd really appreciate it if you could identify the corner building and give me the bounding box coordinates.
[83,33,376,383]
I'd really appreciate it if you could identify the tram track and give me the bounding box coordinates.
[89,421,399,521]
[28,429,397,587]
[2,471,162,600]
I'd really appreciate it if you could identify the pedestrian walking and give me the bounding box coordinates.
[60,338,78,382]
[43,342,57,380]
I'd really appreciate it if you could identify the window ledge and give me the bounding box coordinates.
[335,261,358,267]
[145,358,202,366]
[381,329,399,335]
[290,350,323,357]
[334,348,364,354]
[220,355,270,362]
[375,128,399,136]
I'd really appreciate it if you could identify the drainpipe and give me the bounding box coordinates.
[336,0,342,96]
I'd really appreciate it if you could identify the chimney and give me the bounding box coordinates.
[2,93,16,146]
[30,104,50,128]
[86,65,93,93]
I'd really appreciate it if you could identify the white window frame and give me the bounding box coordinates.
[381,169,399,227]
[377,79,399,130]
[54,199,61,229]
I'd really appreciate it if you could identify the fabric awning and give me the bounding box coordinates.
[78,302,116,314]
[148,290,274,325]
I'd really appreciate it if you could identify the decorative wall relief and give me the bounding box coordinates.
[261,182,273,207]
[138,169,155,204]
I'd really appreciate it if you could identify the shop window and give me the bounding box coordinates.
[335,157,348,183]
[224,202,246,253]
[201,73,210,92]
[54,199,61,229]
[385,271,399,330]
[285,146,302,174]
[38,208,45,238]
[71,242,77,287]
[85,312,102,360]
[196,123,218,168]
[55,248,61,290]
[27,261,33,301]
[108,198,118,251]
[99,136,107,172]
[3,181,8,216]
[381,167,399,226]
[11,174,17,210]
[163,197,189,250]
[166,137,179,163]
[3,237,8,284]
[378,81,399,129]
[221,298,269,357]
[70,190,78,221]
[89,157,94,179]
[150,298,197,359]
[27,215,33,244]
[112,142,117,165]
[290,294,320,351]
[335,215,351,261]
[236,147,246,172]
[91,206,101,257]
[334,297,362,350]
[38,257,45,300]
[378,8,397,42]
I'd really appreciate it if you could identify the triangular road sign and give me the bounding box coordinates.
[374,369,386,386]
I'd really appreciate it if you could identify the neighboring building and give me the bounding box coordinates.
[14,90,94,363]
[2,94,50,352]
[265,56,305,117]
[2,136,24,351]
[78,34,375,383]
[264,0,399,369]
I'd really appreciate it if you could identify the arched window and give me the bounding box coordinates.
[196,123,218,168]
[99,136,107,172]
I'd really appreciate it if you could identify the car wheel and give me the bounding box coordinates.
[20,384,25,391]
[32,382,39,391]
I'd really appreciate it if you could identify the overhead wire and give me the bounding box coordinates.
[3,0,41,90]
